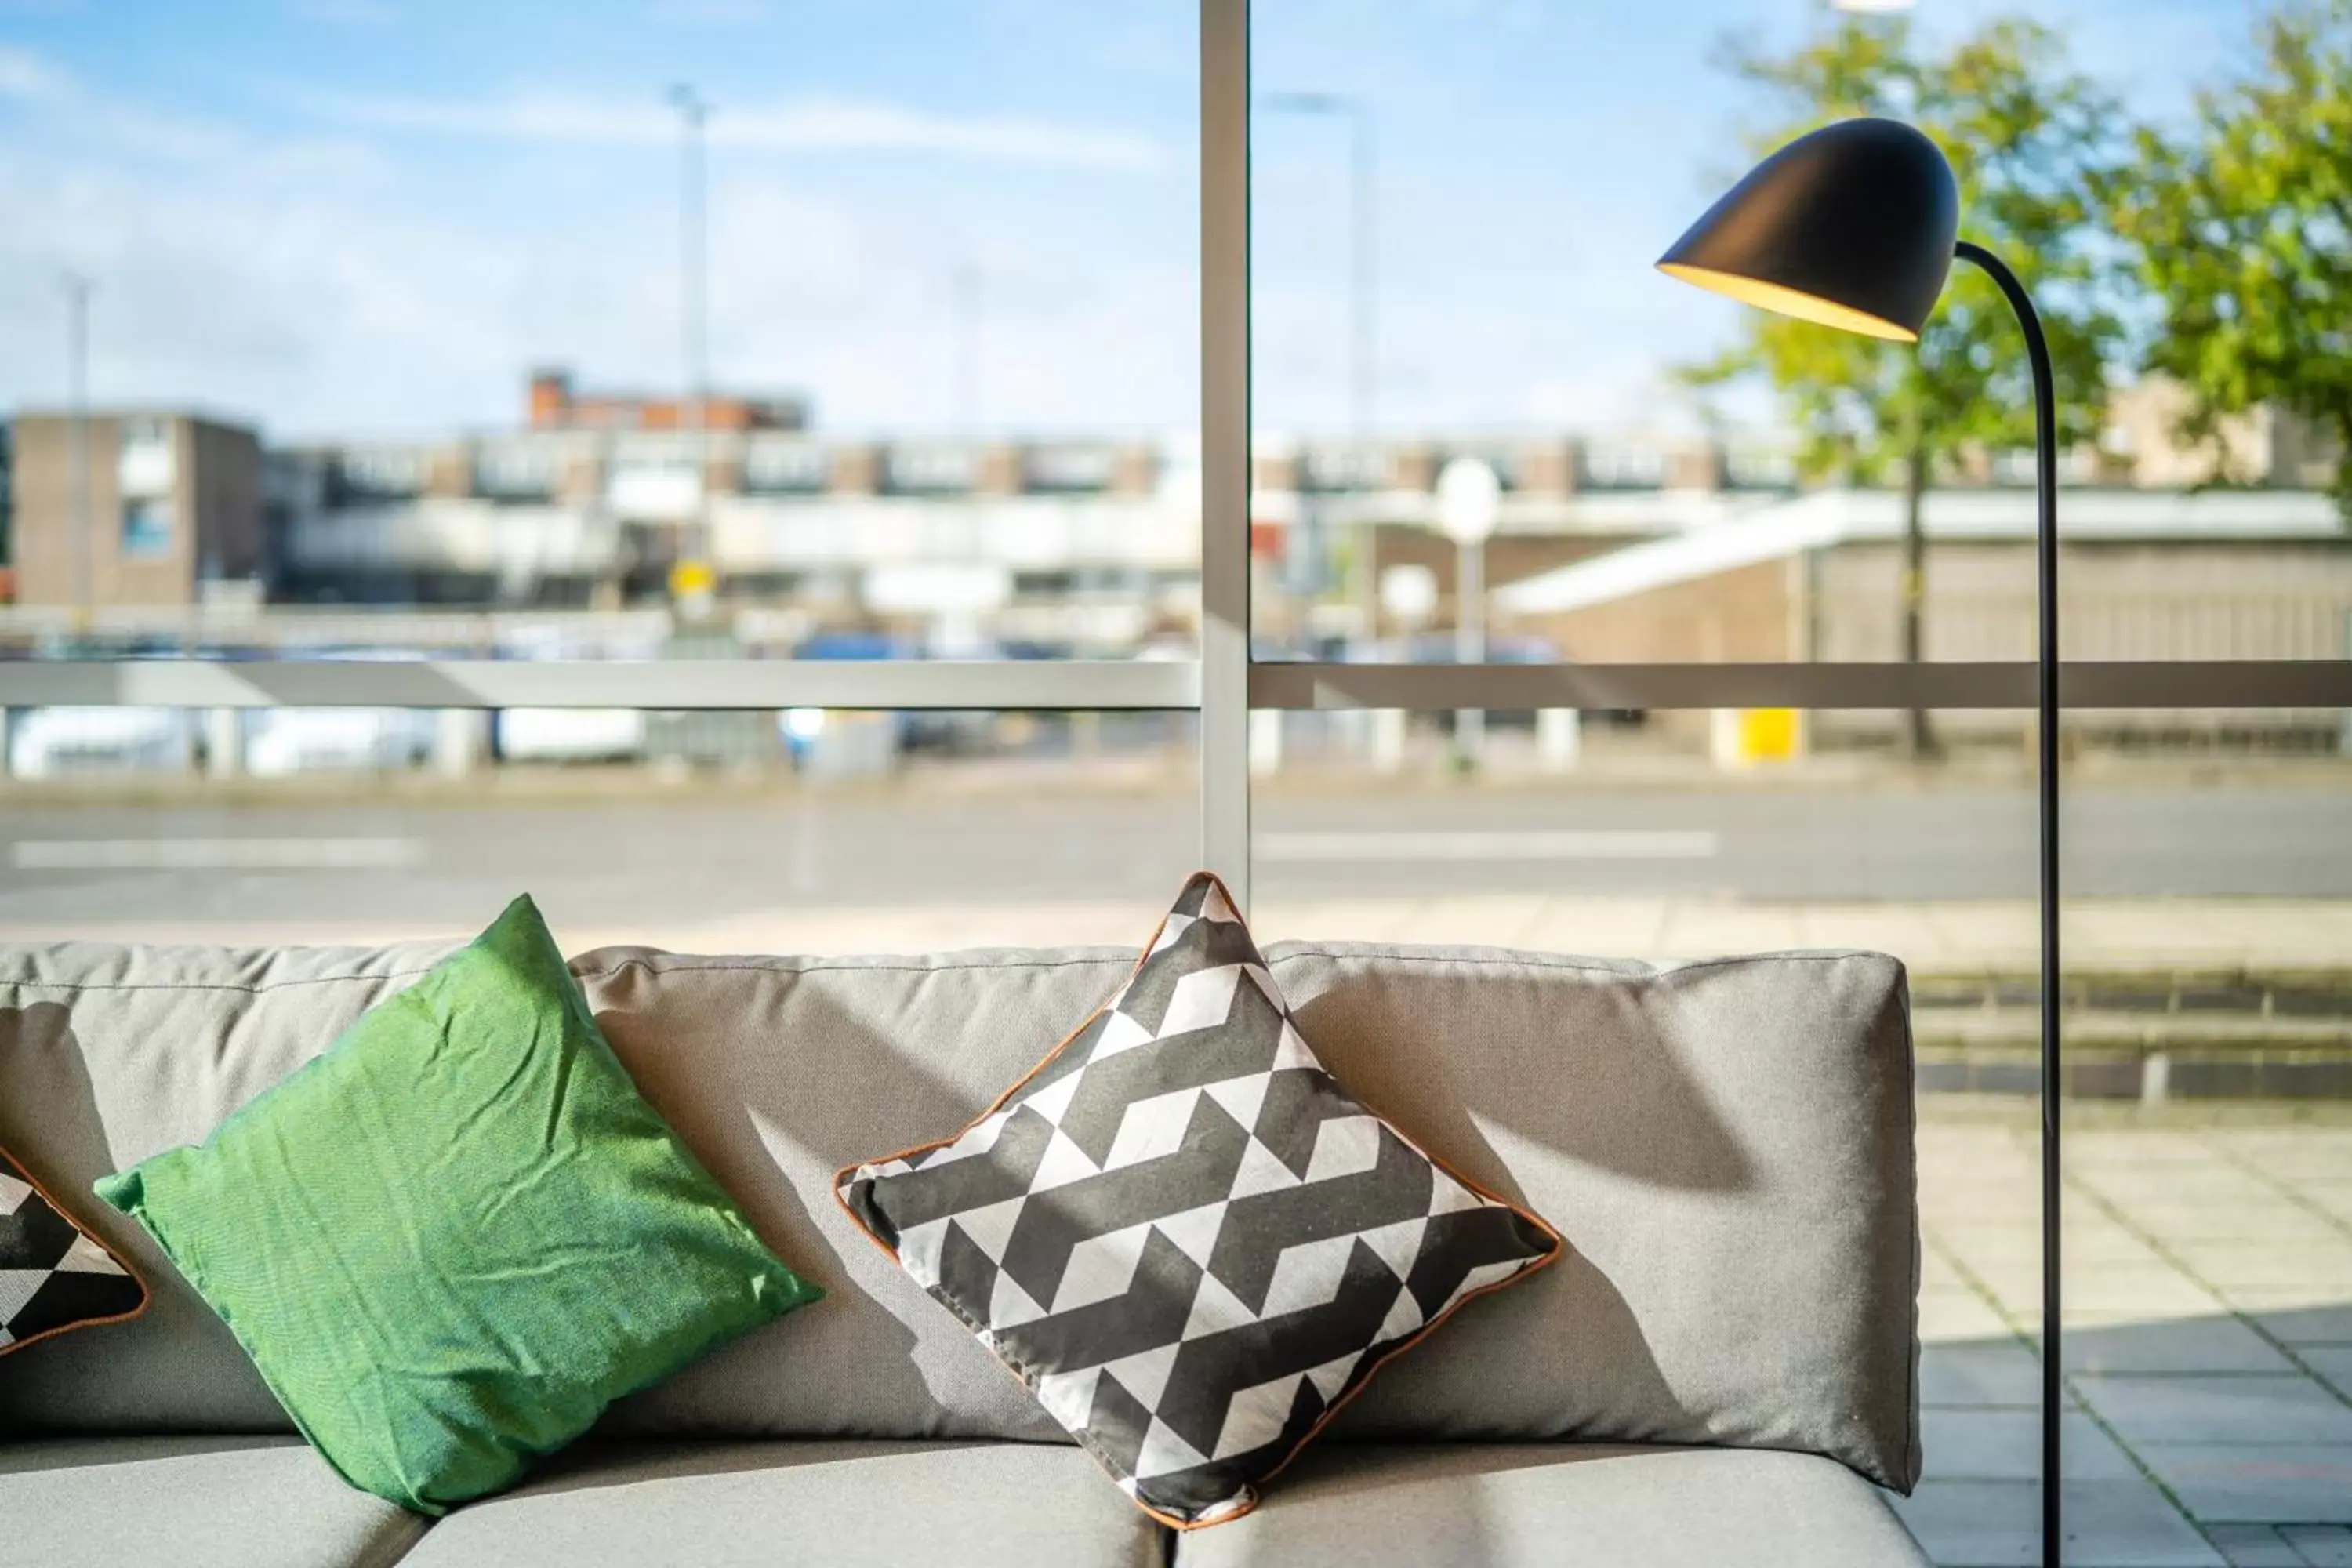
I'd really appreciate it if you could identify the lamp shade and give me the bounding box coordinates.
[1657,117,1958,342]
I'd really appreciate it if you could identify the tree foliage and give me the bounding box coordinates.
[2111,0,2352,513]
[1684,11,2126,485]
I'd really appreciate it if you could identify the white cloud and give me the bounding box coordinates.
[0,31,1709,444]
[0,45,72,107]
[282,0,399,24]
[0,45,251,163]
[644,0,771,20]
[289,85,1171,172]
[0,39,1198,441]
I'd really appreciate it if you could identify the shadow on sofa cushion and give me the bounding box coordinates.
[1167,1443,1930,1568]
[397,1439,1164,1568]
[0,1435,426,1568]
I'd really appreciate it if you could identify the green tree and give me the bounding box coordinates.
[2111,0,2352,514]
[1685,9,2126,757]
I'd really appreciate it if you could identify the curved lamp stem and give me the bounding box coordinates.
[1955,238,2061,1566]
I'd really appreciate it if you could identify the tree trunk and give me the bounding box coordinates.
[1901,441,1936,760]
[2332,415,2352,529]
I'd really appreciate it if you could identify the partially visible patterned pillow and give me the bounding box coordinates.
[837,872,1561,1529]
[2,1145,147,1355]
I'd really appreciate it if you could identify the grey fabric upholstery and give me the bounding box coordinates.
[0,1436,426,1568]
[0,940,456,1436]
[0,933,1918,1499]
[1268,944,1919,1491]
[396,1439,1165,1568]
[574,946,1132,1446]
[573,942,1918,1490]
[1171,1444,1932,1568]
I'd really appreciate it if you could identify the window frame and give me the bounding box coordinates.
[3,0,2348,911]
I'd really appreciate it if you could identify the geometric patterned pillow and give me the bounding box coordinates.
[2,1143,147,1356]
[836,872,1561,1530]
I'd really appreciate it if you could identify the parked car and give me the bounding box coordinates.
[492,627,660,764]
[1348,631,1633,729]
[244,707,435,776]
[7,706,196,779]
[787,631,926,766]
[494,707,649,764]
[234,647,440,776]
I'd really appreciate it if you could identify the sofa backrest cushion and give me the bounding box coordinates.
[576,941,1918,1490]
[1263,944,1918,1491]
[0,940,459,1436]
[0,935,1918,1492]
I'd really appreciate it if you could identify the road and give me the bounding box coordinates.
[1,779,2347,943]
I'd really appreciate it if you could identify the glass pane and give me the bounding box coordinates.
[1247,2,2350,666]
[1245,707,2036,960]
[0,709,1196,951]
[2046,709,2352,1568]
[3,3,1197,661]
[1247,699,2352,1563]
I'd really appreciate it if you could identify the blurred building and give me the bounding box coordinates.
[5,411,262,607]
[5,378,2347,694]
[2105,378,2337,492]
[266,423,1192,648]
[526,368,808,434]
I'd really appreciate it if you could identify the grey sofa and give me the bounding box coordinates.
[0,935,1930,1567]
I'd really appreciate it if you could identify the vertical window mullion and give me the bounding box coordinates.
[1198,0,1253,909]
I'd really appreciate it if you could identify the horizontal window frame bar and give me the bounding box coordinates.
[1250,660,2352,711]
[0,659,2344,710]
[0,659,1200,711]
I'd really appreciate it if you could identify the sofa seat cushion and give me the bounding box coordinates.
[0,1436,427,1568]
[396,1439,1164,1568]
[1170,1443,1932,1568]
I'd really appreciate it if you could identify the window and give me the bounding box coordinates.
[119,499,172,560]
[116,419,175,499]
[740,438,830,497]
[5,9,2352,1558]
[472,441,560,504]
[332,447,426,503]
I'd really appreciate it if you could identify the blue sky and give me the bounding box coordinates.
[0,0,2254,441]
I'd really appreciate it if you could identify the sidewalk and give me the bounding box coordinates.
[7,895,2348,978]
[1904,1107,2352,1566]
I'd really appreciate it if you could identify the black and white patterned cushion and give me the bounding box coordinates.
[837,873,1561,1527]
[2,1144,147,1354]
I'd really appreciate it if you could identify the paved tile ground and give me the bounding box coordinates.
[1902,1107,2352,1567]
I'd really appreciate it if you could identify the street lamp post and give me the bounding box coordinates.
[1259,91,1376,626]
[953,263,983,437]
[1374,564,1438,774]
[668,85,713,618]
[1436,456,1501,769]
[63,273,93,639]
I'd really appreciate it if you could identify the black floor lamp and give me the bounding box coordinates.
[1656,116,2064,1566]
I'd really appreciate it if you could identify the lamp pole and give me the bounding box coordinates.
[668,85,713,612]
[1956,238,2062,1566]
[1436,456,1500,771]
[1657,117,2067,1568]
[953,262,983,437]
[1259,91,1375,623]
[63,272,93,639]
[1455,533,1485,760]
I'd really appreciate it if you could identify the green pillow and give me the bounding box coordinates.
[96,895,820,1515]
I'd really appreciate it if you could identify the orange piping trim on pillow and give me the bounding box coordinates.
[829,868,1567,1533]
[0,1140,153,1359]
